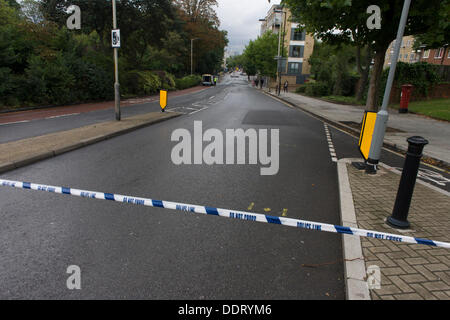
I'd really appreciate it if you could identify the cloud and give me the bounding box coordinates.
[217,0,275,54]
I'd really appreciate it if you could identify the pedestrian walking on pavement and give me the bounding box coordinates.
[260,79,264,89]
[284,81,289,93]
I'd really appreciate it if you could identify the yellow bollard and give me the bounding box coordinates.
[160,90,168,112]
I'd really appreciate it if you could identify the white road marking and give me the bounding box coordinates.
[45,113,80,119]
[324,123,338,163]
[189,107,209,115]
[0,120,30,126]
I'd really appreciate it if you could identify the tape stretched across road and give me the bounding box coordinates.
[1,178,449,249]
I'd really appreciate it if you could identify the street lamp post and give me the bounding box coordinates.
[366,0,411,173]
[112,0,120,121]
[275,9,286,96]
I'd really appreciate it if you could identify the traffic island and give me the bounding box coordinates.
[338,158,450,300]
[0,112,181,174]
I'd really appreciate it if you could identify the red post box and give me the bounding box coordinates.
[399,84,414,114]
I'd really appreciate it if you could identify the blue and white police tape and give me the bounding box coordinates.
[1,178,449,249]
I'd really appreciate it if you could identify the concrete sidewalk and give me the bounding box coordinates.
[340,159,450,300]
[262,89,450,168]
[0,112,180,174]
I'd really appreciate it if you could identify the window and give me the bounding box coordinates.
[435,48,444,59]
[289,45,304,58]
[410,53,415,62]
[423,50,430,58]
[291,29,305,41]
[288,62,302,74]
[407,40,411,47]
[404,54,408,60]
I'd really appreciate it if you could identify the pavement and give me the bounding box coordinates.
[261,89,450,169]
[341,159,450,300]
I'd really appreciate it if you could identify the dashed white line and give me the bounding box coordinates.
[324,123,338,163]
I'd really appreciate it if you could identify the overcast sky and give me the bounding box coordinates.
[217,0,275,55]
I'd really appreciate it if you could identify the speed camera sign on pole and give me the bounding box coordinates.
[112,29,121,48]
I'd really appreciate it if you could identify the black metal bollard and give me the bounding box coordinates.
[387,136,429,229]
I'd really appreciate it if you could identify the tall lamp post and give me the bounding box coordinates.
[112,0,120,121]
[191,38,199,75]
[274,8,286,96]
[366,0,411,173]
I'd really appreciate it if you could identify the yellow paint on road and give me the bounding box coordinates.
[247,202,255,211]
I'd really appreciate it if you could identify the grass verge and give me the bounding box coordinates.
[390,98,450,121]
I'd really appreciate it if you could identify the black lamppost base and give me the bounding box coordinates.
[387,216,410,229]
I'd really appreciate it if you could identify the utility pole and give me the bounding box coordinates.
[274,8,285,96]
[112,0,121,121]
[366,0,411,173]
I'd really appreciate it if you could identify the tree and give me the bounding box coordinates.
[283,0,444,111]
[413,0,449,49]
[413,0,449,65]
[243,31,279,78]
[308,41,359,97]
[20,0,44,23]
[174,0,219,27]
[176,0,227,74]
[227,54,245,70]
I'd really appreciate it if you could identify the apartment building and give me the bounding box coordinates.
[420,47,450,66]
[384,35,420,68]
[259,4,283,35]
[259,4,314,88]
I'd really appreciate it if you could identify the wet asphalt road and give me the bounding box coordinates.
[0,75,346,299]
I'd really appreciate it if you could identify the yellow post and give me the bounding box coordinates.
[359,111,377,161]
[160,90,168,112]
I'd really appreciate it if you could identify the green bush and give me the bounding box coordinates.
[175,75,202,90]
[341,74,360,97]
[295,85,306,94]
[305,82,330,97]
[155,71,176,91]
[379,62,440,101]
[24,53,76,105]
[70,59,113,101]
[122,70,162,96]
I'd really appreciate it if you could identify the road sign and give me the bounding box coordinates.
[112,29,120,48]
[160,90,167,112]
[359,111,377,161]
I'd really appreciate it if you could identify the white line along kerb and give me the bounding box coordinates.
[1,179,449,249]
